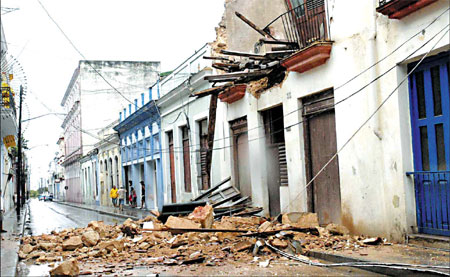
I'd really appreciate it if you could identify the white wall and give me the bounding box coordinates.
[80,61,160,156]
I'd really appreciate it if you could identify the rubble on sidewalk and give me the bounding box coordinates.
[49,259,79,276]
[20,207,389,275]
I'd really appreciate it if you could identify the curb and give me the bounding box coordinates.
[54,201,140,221]
[307,250,447,276]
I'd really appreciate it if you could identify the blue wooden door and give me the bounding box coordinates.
[408,51,450,236]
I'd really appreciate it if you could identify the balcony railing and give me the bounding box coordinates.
[1,86,16,116]
[264,0,330,50]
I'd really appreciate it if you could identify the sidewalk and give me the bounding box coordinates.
[54,200,152,221]
[1,203,28,277]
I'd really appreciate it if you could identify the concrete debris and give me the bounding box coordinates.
[165,216,202,229]
[81,230,100,247]
[22,210,387,274]
[247,77,269,99]
[21,243,34,254]
[40,242,57,251]
[282,212,319,229]
[188,205,214,228]
[50,259,80,276]
[62,236,83,251]
[325,223,350,236]
[362,237,383,245]
[271,238,288,249]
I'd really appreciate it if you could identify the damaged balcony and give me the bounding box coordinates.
[197,0,333,103]
[264,0,333,74]
[376,0,438,19]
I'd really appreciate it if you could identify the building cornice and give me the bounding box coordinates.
[61,67,80,107]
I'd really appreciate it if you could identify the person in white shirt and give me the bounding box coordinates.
[117,186,126,212]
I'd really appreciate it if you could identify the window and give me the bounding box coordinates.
[198,119,209,190]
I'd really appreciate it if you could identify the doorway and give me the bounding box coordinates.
[408,52,449,236]
[124,165,130,204]
[231,117,251,198]
[167,131,176,203]
[303,89,341,225]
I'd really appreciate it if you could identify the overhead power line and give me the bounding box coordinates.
[279,27,450,215]
[36,0,134,106]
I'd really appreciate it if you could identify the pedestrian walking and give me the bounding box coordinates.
[140,181,146,209]
[117,186,126,211]
[109,186,118,207]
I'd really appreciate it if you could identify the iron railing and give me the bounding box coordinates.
[406,171,450,236]
[264,0,330,50]
[1,86,16,116]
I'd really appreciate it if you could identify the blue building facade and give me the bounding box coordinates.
[114,90,164,210]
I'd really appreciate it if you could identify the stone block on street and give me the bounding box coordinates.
[50,259,80,276]
[188,205,214,228]
[82,230,100,247]
[282,212,319,229]
[165,216,202,229]
[62,236,83,251]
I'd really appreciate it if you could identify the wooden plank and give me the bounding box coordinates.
[192,176,231,201]
[205,93,218,189]
[203,56,233,62]
[259,38,298,46]
[192,85,229,98]
[214,62,240,68]
[141,228,249,233]
[235,11,275,39]
[211,192,241,207]
[265,50,297,56]
[204,69,272,81]
[220,49,266,59]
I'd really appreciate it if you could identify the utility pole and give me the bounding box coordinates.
[16,85,23,216]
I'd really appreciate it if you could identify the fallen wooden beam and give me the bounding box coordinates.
[141,227,249,234]
[205,93,218,189]
[203,56,233,62]
[240,227,320,237]
[213,62,240,69]
[192,85,230,98]
[204,69,272,81]
[235,11,275,40]
[220,49,266,59]
[259,38,298,46]
[192,176,231,201]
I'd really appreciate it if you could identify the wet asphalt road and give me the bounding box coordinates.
[27,199,122,236]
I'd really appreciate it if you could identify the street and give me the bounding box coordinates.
[27,199,122,236]
[17,200,382,276]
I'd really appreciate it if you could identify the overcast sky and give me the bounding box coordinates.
[1,0,224,189]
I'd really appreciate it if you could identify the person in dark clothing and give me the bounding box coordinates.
[140,181,145,209]
[130,187,137,208]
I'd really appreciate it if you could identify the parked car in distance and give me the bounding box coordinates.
[38,194,46,201]
[47,194,53,201]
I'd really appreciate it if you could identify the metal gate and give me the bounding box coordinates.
[408,51,450,236]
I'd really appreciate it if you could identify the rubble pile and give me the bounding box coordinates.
[20,207,385,276]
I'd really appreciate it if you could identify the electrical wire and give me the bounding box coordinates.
[265,241,450,275]
[36,0,134,106]
[278,27,450,215]
[26,12,449,162]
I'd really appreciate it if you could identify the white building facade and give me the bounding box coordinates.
[158,44,231,204]
[212,0,449,240]
[60,60,160,203]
